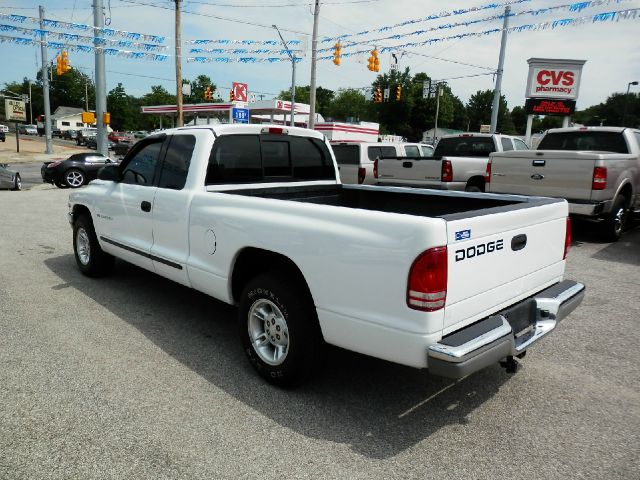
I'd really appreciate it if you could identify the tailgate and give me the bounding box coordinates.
[377,157,441,186]
[443,200,568,333]
[489,150,596,201]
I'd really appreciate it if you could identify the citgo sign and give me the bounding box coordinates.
[525,58,586,100]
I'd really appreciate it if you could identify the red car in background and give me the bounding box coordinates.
[107,131,129,143]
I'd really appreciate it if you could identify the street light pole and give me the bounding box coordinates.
[273,24,296,127]
[621,80,638,126]
[308,0,321,129]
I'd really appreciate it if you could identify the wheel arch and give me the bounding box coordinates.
[465,175,486,191]
[231,247,314,306]
[616,181,633,207]
[71,204,92,225]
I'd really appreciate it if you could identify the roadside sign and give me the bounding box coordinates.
[232,107,249,124]
[81,112,95,124]
[422,80,431,99]
[479,124,491,133]
[5,99,26,122]
[383,88,390,100]
[232,82,248,102]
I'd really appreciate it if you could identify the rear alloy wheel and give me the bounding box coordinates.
[73,214,114,277]
[65,169,85,188]
[238,272,323,386]
[601,195,628,242]
[12,173,21,191]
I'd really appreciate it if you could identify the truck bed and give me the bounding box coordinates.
[226,184,560,219]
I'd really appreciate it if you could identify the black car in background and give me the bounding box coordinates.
[0,131,5,142]
[41,152,116,188]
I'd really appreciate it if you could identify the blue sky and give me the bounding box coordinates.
[1,0,639,109]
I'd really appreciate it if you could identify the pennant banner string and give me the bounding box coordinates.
[318,0,632,52]
[320,0,533,43]
[316,8,639,60]
[0,12,165,44]
[0,23,167,51]
[189,47,303,55]
[186,38,301,46]
[0,34,169,61]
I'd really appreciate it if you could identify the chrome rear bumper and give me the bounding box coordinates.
[427,280,585,379]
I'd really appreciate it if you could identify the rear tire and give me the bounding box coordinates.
[12,174,21,191]
[601,195,628,242]
[465,184,483,193]
[73,214,115,277]
[238,272,323,387]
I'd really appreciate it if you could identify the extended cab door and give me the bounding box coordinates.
[149,131,202,286]
[94,136,166,271]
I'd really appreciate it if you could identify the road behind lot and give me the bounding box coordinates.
[1,186,638,480]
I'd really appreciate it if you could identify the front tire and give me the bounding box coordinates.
[65,169,85,188]
[601,195,628,242]
[12,174,21,191]
[73,214,115,277]
[238,273,323,387]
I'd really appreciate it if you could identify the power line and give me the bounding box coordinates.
[118,0,309,35]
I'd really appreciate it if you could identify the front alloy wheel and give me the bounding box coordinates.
[65,169,85,188]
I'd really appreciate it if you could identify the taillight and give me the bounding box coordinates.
[592,166,607,190]
[357,167,366,184]
[407,247,448,312]
[485,161,492,184]
[373,159,379,178]
[564,217,572,260]
[441,160,453,182]
[47,161,61,169]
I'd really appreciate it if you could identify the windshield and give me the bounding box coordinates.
[537,131,628,153]
[433,136,495,159]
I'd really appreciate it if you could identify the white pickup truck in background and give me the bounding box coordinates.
[487,127,640,241]
[375,133,529,192]
[68,125,584,386]
[332,141,430,185]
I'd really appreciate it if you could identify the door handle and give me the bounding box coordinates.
[532,159,546,166]
[141,201,152,212]
[402,161,413,168]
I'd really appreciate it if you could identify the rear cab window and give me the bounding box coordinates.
[332,144,360,165]
[206,133,335,185]
[404,145,421,157]
[537,131,629,153]
[367,146,397,161]
[500,138,514,151]
[433,136,496,159]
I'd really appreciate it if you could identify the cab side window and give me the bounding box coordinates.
[121,141,163,186]
[501,138,514,151]
[206,135,262,184]
[514,138,529,150]
[404,145,421,156]
[158,134,196,190]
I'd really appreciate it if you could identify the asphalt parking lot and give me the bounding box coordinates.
[1,185,638,479]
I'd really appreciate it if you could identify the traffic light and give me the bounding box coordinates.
[204,86,213,101]
[229,89,235,102]
[374,88,382,103]
[56,54,62,76]
[333,42,341,66]
[61,49,71,73]
[367,48,379,72]
[396,85,402,101]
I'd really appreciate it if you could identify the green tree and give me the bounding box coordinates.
[107,83,136,131]
[466,90,514,133]
[326,89,368,122]
[277,85,335,118]
[510,106,527,134]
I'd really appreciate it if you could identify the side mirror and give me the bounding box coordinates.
[97,164,122,182]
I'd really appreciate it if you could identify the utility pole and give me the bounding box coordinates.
[39,6,53,154]
[274,25,296,127]
[490,5,510,134]
[434,84,442,143]
[94,0,108,155]
[175,0,184,127]
[28,80,33,125]
[308,0,321,129]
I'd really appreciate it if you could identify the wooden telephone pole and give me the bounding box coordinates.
[175,0,183,127]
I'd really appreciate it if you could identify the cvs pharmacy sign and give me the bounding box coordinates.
[525,58,585,100]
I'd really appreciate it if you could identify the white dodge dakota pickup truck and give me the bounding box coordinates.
[68,125,584,386]
[487,127,640,241]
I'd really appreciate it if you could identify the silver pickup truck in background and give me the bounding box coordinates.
[375,133,529,192]
[487,127,640,241]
